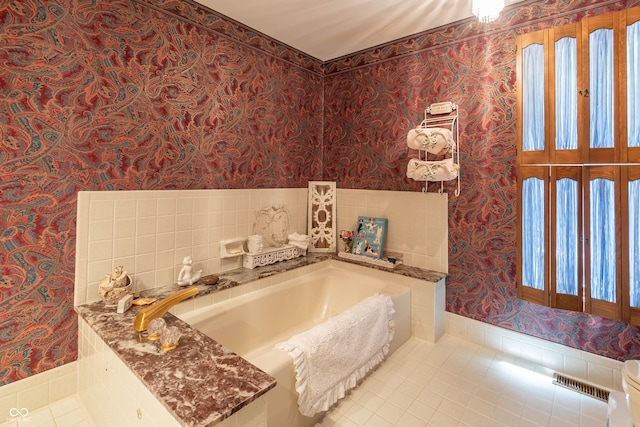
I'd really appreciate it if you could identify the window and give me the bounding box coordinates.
[516,7,640,324]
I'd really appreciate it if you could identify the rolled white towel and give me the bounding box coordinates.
[406,157,459,182]
[407,127,455,155]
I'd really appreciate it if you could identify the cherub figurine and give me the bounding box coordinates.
[177,256,202,286]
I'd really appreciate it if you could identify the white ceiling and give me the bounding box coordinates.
[193,0,481,61]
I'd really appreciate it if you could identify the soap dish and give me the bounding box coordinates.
[220,238,246,258]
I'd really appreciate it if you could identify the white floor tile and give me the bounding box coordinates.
[4,335,611,427]
[316,336,609,427]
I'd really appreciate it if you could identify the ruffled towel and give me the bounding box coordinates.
[406,157,459,182]
[407,127,455,155]
[275,294,395,417]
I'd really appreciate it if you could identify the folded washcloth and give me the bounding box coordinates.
[406,157,459,182]
[288,232,309,241]
[290,240,308,250]
[275,294,395,417]
[407,127,455,155]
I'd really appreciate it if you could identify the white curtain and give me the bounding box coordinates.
[630,179,640,307]
[590,178,616,302]
[628,21,640,148]
[522,44,545,152]
[556,178,578,295]
[555,37,578,151]
[522,177,545,290]
[590,28,614,149]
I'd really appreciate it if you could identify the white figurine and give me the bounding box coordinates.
[177,256,202,286]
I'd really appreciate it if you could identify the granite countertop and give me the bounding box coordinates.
[75,253,446,426]
[75,298,276,426]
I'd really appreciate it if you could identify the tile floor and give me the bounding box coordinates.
[1,335,610,427]
[316,335,609,427]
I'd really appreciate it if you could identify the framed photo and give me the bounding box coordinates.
[352,216,388,260]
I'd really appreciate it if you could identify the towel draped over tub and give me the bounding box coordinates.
[274,294,395,417]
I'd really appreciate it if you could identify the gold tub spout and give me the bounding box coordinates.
[133,286,199,331]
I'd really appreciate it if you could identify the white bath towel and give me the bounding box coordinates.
[407,127,455,155]
[275,294,395,417]
[406,157,459,182]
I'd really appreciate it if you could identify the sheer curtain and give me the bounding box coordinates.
[630,21,640,308]
[523,44,545,151]
[556,179,578,295]
[523,177,545,290]
[590,28,614,149]
[629,21,640,148]
[631,180,640,307]
[590,178,616,302]
[556,37,578,150]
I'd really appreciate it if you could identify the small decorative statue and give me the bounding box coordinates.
[177,256,202,286]
[99,265,132,306]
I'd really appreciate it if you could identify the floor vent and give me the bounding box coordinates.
[553,373,610,402]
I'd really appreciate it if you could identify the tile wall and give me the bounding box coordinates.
[0,362,77,423]
[337,189,448,273]
[75,188,449,305]
[445,312,624,393]
[74,188,309,305]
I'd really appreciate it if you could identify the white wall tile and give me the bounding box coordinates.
[114,218,136,239]
[445,312,624,392]
[136,199,157,217]
[114,199,136,219]
[0,362,77,417]
[88,219,113,241]
[337,189,447,273]
[89,200,114,221]
[76,189,309,304]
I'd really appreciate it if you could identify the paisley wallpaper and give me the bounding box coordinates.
[324,0,640,361]
[2,0,639,387]
[0,0,323,386]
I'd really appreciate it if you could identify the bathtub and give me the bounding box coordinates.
[179,261,411,427]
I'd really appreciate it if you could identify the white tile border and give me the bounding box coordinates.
[445,311,624,392]
[0,362,77,422]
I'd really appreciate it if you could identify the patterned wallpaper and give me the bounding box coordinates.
[0,0,323,385]
[324,0,640,360]
[2,0,640,387]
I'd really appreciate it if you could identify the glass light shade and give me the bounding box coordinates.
[472,0,506,23]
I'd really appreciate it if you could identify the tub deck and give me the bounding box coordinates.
[76,255,446,426]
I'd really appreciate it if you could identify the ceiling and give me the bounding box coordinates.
[193,0,486,61]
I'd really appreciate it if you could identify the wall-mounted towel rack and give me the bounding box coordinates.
[405,101,460,196]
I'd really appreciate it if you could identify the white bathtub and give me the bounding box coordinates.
[179,262,411,427]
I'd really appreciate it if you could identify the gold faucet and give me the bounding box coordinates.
[133,286,199,331]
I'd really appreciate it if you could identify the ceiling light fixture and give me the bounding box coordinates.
[472,0,506,23]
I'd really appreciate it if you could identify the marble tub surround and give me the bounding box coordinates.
[76,254,446,426]
[75,301,276,426]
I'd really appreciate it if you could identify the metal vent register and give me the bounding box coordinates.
[553,373,610,402]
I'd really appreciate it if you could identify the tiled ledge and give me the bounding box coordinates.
[75,253,446,426]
